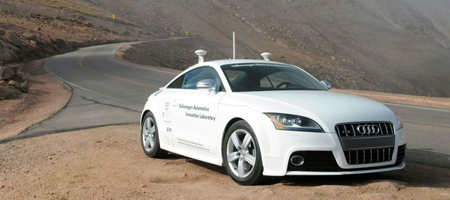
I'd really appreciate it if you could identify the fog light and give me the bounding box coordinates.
[290,155,305,166]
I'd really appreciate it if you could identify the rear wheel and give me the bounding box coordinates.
[141,111,167,158]
[222,120,264,185]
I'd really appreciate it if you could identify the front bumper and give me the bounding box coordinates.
[285,162,405,175]
[259,120,406,176]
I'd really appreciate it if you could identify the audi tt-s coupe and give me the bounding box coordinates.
[140,51,406,185]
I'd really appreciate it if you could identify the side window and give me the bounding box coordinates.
[182,67,223,91]
[260,77,273,88]
[223,70,248,91]
[167,74,185,89]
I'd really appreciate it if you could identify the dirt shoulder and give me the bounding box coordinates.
[118,42,450,111]
[1,124,449,199]
[0,59,71,140]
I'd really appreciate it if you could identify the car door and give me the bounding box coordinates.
[160,67,226,160]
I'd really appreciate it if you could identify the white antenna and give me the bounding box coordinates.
[261,52,272,61]
[233,31,236,60]
[195,50,207,63]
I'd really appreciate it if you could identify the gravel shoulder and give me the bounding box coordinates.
[1,124,449,199]
[0,59,71,140]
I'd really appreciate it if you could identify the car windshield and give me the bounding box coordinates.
[221,63,327,92]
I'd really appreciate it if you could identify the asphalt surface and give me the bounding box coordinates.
[19,42,176,136]
[13,42,450,169]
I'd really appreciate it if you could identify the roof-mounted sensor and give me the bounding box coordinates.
[261,52,272,61]
[195,50,207,63]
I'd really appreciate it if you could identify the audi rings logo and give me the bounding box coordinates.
[356,125,380,135]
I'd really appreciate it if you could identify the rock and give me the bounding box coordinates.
[30,40,37,48]
[1,40,20,51]
[13,73,23,80]
[0,80,6,86]
[365,180,407,192]
[22,32,37,41]
[35,27,41,31]
[83,21,93,27]
[8,80,20,89]
[5,32,22,46]
[0,85,21,100]
[0,29,5,35]
[1,66,15,80]
[331,56,336,60]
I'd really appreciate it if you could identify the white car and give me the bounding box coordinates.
[140,51,406,185]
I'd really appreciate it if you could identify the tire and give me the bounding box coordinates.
[141,111,167,158]
[222,120,265,185]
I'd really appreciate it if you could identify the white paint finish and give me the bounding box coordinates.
[141,59,406,176]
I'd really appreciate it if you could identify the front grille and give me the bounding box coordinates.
[335,122,394,137]
[345,147,394,165]
[288,148,405,172]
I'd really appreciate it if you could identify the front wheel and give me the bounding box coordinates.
[222,120,265,185]
[141,111,167,158]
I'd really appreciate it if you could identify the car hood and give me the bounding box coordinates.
[224,90,397,132]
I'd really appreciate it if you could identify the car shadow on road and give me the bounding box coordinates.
[405,148,450,169]
[163,148,450,188]
[276,161,450,188]
[163,153,228,175]
[186,159,228,176]
[175,151,450,188]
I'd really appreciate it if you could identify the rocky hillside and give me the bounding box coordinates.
[0,0,174,65]
[1,0,450,97]
[122,0,450,97]
[0,0,173,99]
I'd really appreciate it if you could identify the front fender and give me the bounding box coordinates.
[217,105,282,168]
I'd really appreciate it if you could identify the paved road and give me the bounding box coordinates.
[9,42,175,141]
[13,42,450,168]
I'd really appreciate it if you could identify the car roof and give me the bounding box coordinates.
[192,59,288,69]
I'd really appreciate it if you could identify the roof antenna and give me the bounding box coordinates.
[261,52,272,61]
[233,31,236,60]
[195,50,207,63]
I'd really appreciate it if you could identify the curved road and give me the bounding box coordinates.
[10,41,450,169]
[22,42,177,135]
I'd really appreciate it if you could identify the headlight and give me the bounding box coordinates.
[265,113,324,132]
[395,113,404,130]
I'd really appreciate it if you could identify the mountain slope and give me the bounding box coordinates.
[1,0,450,97]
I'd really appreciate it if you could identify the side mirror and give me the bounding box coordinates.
[320,80,332,89]
[196,79,216,90]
